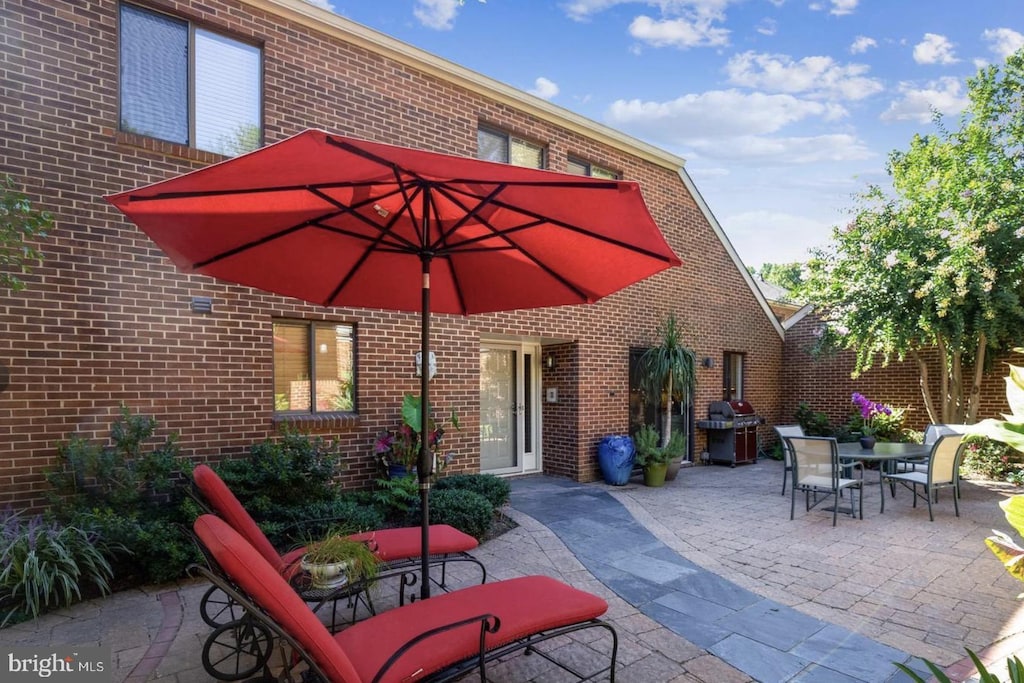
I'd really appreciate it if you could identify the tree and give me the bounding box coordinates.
[758,262,803,296]
[0,176,51,292]
[798,49,1024,424]
[638,313,696,448]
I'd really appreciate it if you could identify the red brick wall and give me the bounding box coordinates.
[781,311,1013,436]
[0,0,783,510]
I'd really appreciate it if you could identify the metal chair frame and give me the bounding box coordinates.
[786,435,863,526]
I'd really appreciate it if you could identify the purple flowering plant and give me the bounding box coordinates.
[851,392,892,437]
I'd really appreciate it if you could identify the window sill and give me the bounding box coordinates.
[272,412,360,431]
[115,131,227,165]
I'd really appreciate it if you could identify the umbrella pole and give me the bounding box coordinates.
[419,256,432,601]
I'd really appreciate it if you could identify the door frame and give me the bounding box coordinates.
[479,339,542,475]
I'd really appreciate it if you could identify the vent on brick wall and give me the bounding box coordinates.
[190,296,213,314]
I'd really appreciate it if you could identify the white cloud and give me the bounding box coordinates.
[687,134,873,163]
[828,0,857,16]
[605,89,871,163]
[302,0,335,9]
[413,0,461,30]
[982,28,1024,60]
[809,0,856,14]
[880,77,969,123]
[913,33,958,65]
[629,14,730,49]
[608,89,837,139]
[725,51,883,100]
[528,77,560,100]
[756,18,777,36]
[850,35,876,54]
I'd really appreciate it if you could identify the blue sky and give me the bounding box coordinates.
[311,0,1023,269]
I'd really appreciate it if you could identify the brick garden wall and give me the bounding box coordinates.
[0,0,784,510]
[782,311,1014,438]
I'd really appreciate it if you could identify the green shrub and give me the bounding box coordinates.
[216,429,344,514]
[412,489,493,541]
[434,474,510,510]
[46,406,195,586]
[263,497,388,548]
[1,509,116,626]
[370,474,420,522]
[962,436,1022,479]
[795,402,834,436]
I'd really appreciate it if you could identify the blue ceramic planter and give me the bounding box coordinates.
[597,436,636,486]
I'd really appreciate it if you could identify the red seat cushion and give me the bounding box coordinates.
[334,575,608,683]
[194,515,362,683]
[348,525,477,561]
[193,464,286,573]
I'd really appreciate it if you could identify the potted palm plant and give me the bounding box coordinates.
[634,424,673,487]
[638,313,696,480]
[299,529,380,590]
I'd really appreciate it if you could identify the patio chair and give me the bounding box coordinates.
[774,424,804,496]
[192,514,619,683]
[190,464,485,628]
[786,436,862,526]
[892,424,969,497]
[881,434,966,521]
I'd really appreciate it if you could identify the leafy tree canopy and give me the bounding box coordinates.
[0,176,51,292]
[797,49,1024,423]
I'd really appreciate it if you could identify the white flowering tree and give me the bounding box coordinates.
[799,49,1024,424]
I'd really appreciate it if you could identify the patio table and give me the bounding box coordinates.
[839,442,931,513]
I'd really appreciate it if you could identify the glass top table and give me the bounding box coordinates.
[837,441,932,513]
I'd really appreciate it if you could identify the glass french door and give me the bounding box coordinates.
[480,342,540,474]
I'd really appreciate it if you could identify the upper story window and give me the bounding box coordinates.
[567,157,619,180]
[273,321,355,414]
[119,3,262,156]
[477,127,545,169]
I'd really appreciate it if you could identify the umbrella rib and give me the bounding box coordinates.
[307,186,421,251]
[192,214,344,268]
[127,179,400,202]
[444,185,678,263]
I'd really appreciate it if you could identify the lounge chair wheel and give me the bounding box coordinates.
[202,618,273,681]
[201,585,245,627]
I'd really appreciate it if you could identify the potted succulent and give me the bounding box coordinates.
[634,424,670,487]
[299,530,380,591]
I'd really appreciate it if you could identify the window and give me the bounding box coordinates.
[629,347,687,439]
[477,127,545,168]
[567,157,619,179]
[119,3,262,156]
[723,352,745,401]
[273,322,355,414]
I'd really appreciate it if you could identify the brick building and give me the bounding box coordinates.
[18,0,1014,518]
[1,0,794,510]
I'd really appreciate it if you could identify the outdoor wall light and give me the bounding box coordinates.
[546,354,557,370]
[701,356,715,369]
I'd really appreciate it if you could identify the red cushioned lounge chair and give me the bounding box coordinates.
[191,464,485,627]
[193,514,618,683]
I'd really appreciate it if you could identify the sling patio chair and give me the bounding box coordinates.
[785,435,862,526]
[774,424,804,496]
[891,424,968,497]
[192,514,619,683]
[881,433,967,521]
[190,464,485,629]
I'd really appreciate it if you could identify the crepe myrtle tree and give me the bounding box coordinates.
[1,175,51,292]
[799,49,1024,425]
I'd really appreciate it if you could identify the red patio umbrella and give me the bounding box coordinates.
[106,129,680,599]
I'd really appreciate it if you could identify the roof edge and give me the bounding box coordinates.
[675,168,786,340]
[782,304,815,331]
[249,0,687,172]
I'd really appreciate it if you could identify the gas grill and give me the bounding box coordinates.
[697,400,762,466]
